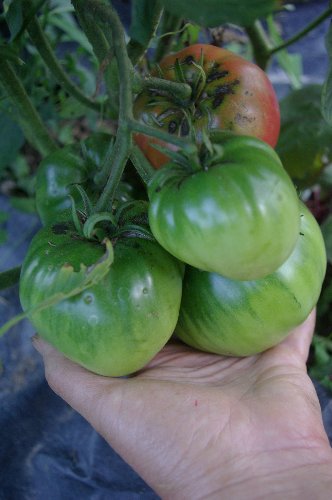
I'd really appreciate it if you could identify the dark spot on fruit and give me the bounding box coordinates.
[184,55,195,64]
[52,223,70,235]
[206,70,229,83]
[300,232,304,236]
[168,120,178,134]
[212,79,240,109]
[180,119,190,136]
[234,113,255,124]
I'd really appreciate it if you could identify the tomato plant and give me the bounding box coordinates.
[134,44,280,168]
[19,221,183,376]
[148,134,300,281]
[176,203,326,356]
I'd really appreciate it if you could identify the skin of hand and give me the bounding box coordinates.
[33,309,332,500]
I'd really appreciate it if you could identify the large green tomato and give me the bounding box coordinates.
[176,204,326,357]
[148,134,300,281]
[19,224,183,376]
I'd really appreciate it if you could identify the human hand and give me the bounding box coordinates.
[33,310,332,499]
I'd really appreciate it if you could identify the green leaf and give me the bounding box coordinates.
[0,238,114,336]
[0,44,23,65]
[0,113,25,172]
[309,335,332,391]
[276,85,332,188]
[322,20,332,125]
[158,0,279,28]
[5,0,48,41]
[0,266,21,290]
[10,197,37,214]
[48,12,93,54]
[129,0,161,45]
[321,214,332,264]
[5,0,24,40]
[267,15,302,89]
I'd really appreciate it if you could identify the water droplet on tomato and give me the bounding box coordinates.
[88,315,98,326]
[84,294,93,304]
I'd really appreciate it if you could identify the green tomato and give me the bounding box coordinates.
[176,203,326,357]
[19,224,183,376]
[35,132,133,225]
[35,149,86,226]
[148,134,300,281]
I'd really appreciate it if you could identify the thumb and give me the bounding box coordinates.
[32,335,124,432]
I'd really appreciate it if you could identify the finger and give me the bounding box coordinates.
[273,308,316,363]
[32,335,123,425]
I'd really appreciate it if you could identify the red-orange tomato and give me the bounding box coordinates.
[134,44,280,168]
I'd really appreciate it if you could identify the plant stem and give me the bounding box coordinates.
[73,0,133,212]
[23,4,103,112]
[0,266,21,291]
[245,20,272,70]
[269,7,332,56]
[0,59,57,156]
[153,11,182,64]
[130,145,155,184]
[72,0,116,113]
[133,74,192,101]
[127,3,164,66]
[129,118,194,151]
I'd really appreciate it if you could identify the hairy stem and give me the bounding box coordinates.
[269,6,332,55]
[73,0,133,212]
[245,20,272,70]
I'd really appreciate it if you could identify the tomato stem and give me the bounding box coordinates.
[72,0,118,118]
[133,74,192,102]
[73,0,134,213]
[269,6,332,56]
[129,118,195,152]
[245,21,272,70]
[130,145,156,184]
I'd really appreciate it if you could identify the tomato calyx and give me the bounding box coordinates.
[138,50,242,140]
[66,195,155,246]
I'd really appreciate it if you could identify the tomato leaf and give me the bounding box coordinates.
[276,85,332,187]
[321,20,332,125]
[129,0,161,45]
[157,0,279,28]
[0,113,25,173]
[5,0,48,42]
[321,214,332,264]
[0,266,21,290]
[266,15,302,89]
[0,238,114,336]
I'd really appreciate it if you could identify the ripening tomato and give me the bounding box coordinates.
[19,223,183,376]
[176,203,326,357]
[148,134,300,281]
[134,44,280,168]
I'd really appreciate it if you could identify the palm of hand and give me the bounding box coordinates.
[36,310,331,498]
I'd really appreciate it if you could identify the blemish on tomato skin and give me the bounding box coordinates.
[194,400,198,407]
